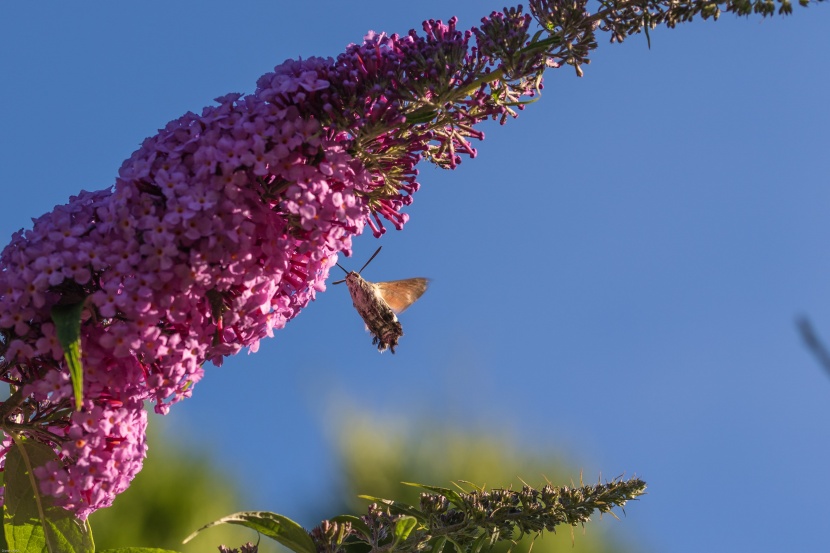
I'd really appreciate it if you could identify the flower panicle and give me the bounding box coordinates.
[308,477,646,553]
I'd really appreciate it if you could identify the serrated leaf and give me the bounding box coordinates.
[183,511,315,553]
[357,495,426,521]
[392,516,417,546]
[3,437,94,553]
[329,514,372,540]
[51,302,85,412]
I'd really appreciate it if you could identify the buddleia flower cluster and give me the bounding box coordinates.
[0,13,541,519]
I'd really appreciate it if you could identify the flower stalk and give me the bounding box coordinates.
[311,477,647,553]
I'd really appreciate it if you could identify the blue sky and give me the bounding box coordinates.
[2,1,829,551]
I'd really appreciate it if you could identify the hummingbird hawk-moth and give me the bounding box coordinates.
[334,247,429,353]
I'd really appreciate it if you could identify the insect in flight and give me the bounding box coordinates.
[333,246,429,353]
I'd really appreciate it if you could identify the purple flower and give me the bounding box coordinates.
[0,9,544,518]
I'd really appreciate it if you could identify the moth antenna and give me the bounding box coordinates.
[335,263,349,274]
[358,246,383,275]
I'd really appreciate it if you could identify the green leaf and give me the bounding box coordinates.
[444,536,463,553]
[469,534,488,553]
[405,108,438,125]
[428,536,447,553]
[402,482,465,508]
[357,495,426,521]
[99,549,182,553]
[329,514,373,540]
[3,437,95,553]
[392,516,417,546]
[183,511,315,553]
[51,302,85,411]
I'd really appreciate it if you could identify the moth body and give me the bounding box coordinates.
[336,247,429,353]
[344,272,404,353]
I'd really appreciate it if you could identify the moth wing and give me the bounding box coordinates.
[375,278,429,313]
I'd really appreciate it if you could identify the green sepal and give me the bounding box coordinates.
[357,495,426,521]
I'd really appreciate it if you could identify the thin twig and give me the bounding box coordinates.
[796,317,830,377]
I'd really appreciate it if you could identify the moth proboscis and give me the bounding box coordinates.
[334,246,429,354]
